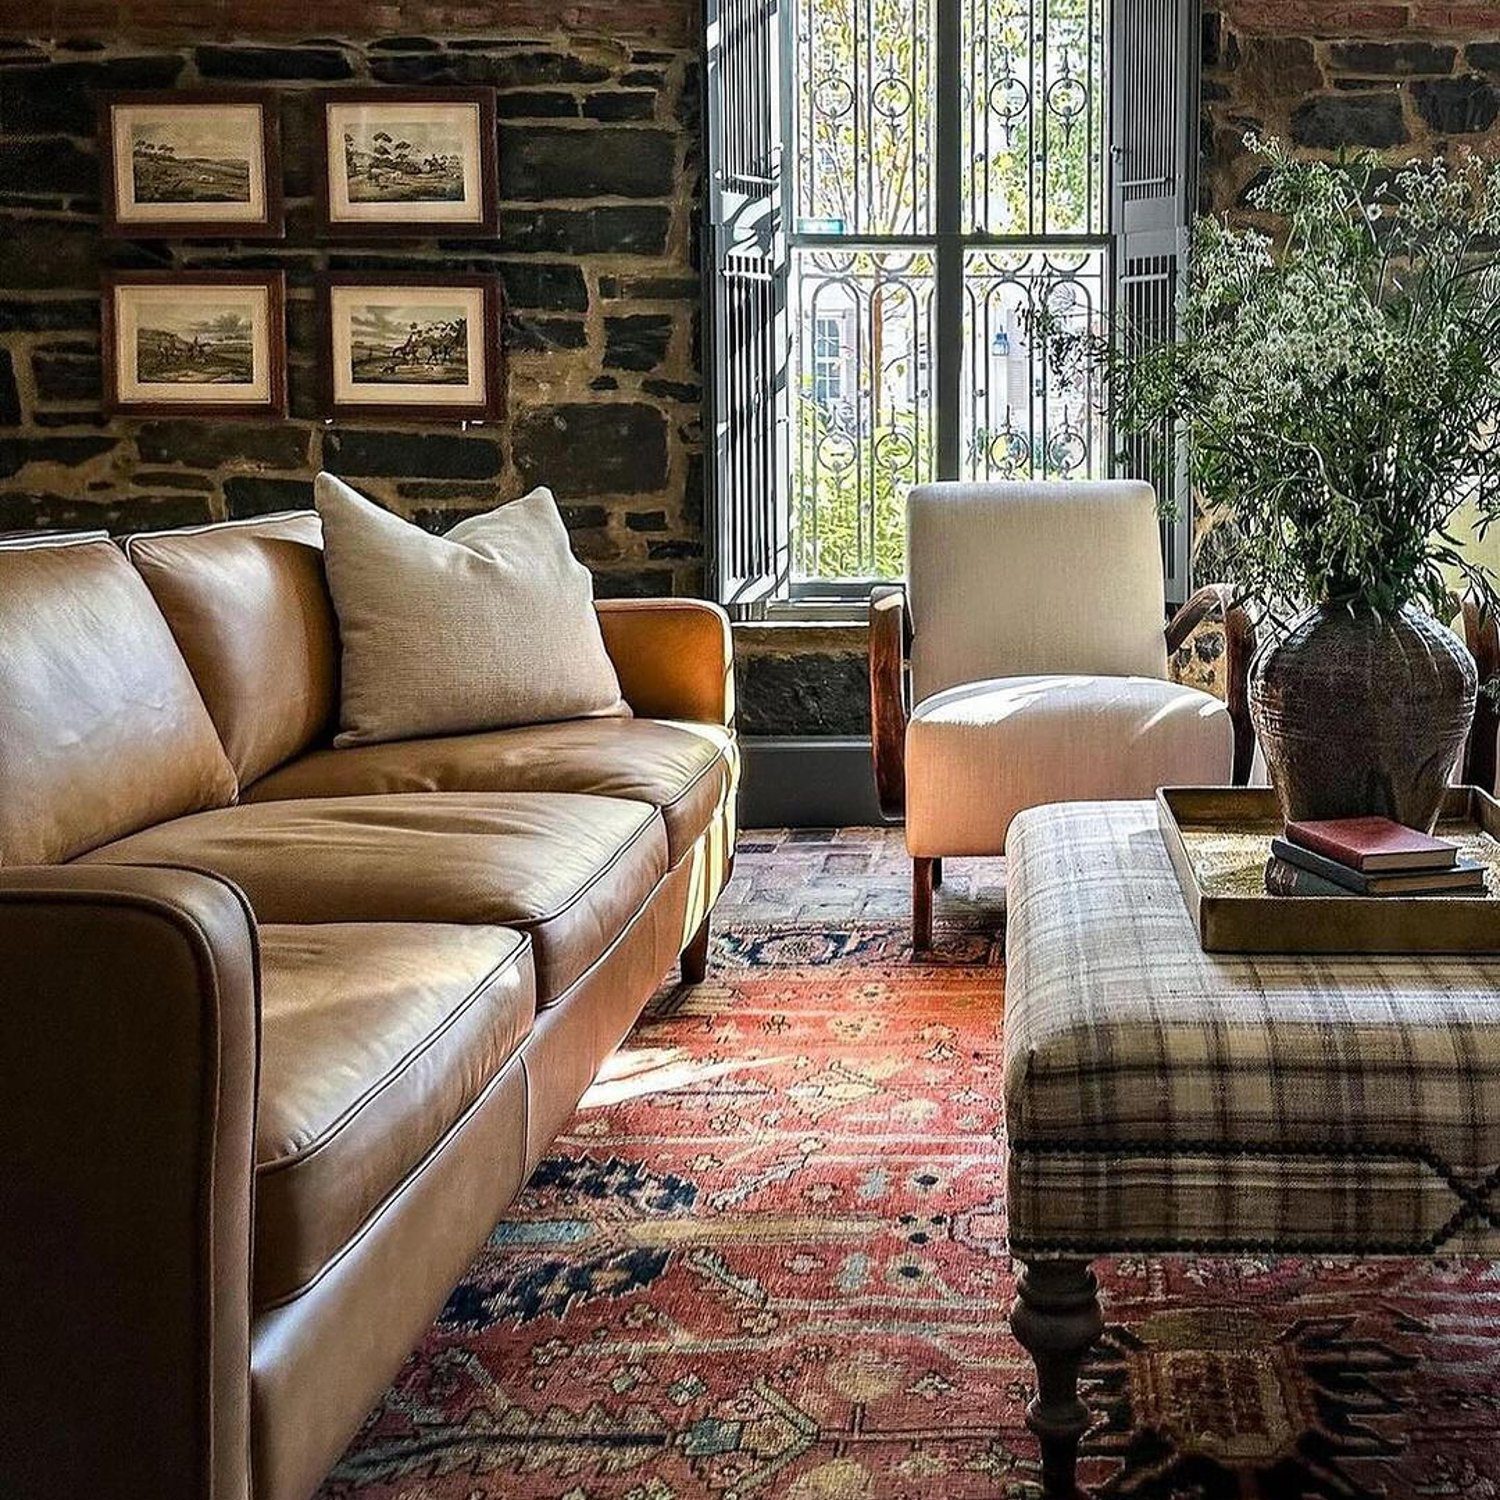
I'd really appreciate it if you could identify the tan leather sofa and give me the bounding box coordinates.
[0,512,738,1500]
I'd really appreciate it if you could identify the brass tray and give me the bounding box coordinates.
[1156,786,1500,954]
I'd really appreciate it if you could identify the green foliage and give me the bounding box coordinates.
[796,0,1102,236]
[964,0,1103,235]
[792,392,920,579]
[798,0,930,235]
[1039,137,1500,618]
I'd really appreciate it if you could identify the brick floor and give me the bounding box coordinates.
[723,826,1008,934]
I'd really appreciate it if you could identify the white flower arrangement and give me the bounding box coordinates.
[1037,136,1500,620]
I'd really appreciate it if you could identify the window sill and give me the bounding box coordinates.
[763,595,871,625]
[729,589,889,626]
[733,614,868,650]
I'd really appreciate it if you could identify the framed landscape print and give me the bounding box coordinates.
[100,91,283,238]
[317,88,498,237]
[102,272,287,417]
[320,275,503,420]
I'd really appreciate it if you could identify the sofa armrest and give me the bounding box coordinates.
[596,598,735,726]
[0,863,259,1500]
[1166,583,1258,786]
[869,584,910,820]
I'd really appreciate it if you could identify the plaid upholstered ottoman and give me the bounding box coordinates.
[1002,799,1500,1498]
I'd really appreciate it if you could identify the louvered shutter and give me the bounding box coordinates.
[1109,0,1199,606]
[704,0,790,606]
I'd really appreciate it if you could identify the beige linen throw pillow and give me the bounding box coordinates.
[315,473,628,746]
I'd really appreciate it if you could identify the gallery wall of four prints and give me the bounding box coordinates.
[99,87,504,422]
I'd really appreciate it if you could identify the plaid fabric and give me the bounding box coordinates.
[1004,801,1500,1256]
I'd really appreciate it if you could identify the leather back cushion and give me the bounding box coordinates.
[0,535,238,865]
[126,513,339,786]
[906,480,1170,704]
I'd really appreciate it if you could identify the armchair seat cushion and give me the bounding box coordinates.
[904,674,1233,857]
[254,922,533,1307]
[243,717,737,866]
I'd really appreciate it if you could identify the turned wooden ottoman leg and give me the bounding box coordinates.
[680,912,711,984]
[1010,1259,1103,1499]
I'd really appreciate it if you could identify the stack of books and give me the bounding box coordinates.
[1265,815,1488,898]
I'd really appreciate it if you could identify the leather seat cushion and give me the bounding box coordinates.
[254,922,533,1307]
[79,791,668,1003]
[904,674,1234,857]
[244,718,738,865]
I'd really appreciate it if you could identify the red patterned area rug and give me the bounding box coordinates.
[319,832,1500,1500]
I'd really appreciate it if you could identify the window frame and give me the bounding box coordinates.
[703,0,1198,617]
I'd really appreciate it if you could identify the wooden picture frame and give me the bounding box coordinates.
[102,271,287,417]
[315,88,498,238]
[319,273,504,421]
[99,90,284,239]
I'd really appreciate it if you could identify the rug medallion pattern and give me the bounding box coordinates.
[320,831,1500,1499]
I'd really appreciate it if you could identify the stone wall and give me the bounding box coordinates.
[16,4,697,45]
[0,30,704,597]
[1203,0,1500,218]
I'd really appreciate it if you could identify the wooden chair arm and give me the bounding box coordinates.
[869,584,910,821]
[1462,595,1500,793]
[1167,584,1258,786]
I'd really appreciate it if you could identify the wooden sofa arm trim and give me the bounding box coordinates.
[1167,584,1258,786]
[869,584,910,821]
[1462,595,1500,793]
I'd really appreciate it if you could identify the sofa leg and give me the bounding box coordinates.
[931,857,943,888]
[1010,1259,1103,1499]
[680,913,711,984]
[912,857,934,953]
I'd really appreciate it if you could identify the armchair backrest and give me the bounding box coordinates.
[906,480,1170,704]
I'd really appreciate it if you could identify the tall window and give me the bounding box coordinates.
[790,0,1105,586]
[704,0,1196,606]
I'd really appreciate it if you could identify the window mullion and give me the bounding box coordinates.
[933,0,963,481]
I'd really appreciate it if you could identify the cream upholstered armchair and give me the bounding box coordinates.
[869,480,1256,949]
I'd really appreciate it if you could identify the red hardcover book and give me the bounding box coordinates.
[1284,815,1458,873]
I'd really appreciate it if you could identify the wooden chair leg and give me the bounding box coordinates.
[912,857,934,953]
[931,857,943,888]
[680,912,711,984]
[1010,1259,1103,1499]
